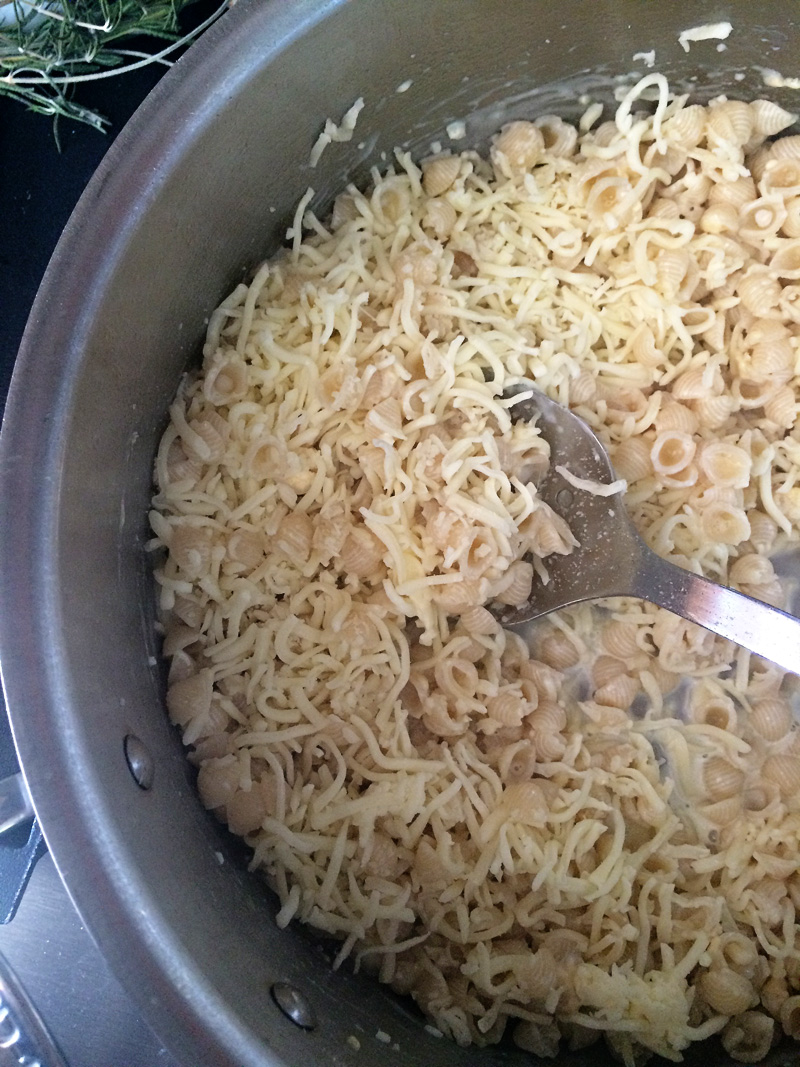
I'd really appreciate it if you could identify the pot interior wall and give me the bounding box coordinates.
[4,1,800,1065]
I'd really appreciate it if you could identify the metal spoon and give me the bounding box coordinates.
[495,382,800,677]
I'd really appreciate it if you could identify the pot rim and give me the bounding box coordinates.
[0,1,341,1063]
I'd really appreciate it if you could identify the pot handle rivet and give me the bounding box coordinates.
[271,982,316,1030]
[124,735,154,791]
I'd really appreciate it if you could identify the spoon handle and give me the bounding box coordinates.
[632,546,800,676]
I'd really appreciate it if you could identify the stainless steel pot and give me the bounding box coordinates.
[2,2,800,1064]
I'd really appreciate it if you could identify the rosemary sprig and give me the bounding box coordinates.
[0,0,229,131]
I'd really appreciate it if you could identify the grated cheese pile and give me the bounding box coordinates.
[151,77,800,1063]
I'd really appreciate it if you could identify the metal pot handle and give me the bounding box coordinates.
[0,774,44,925]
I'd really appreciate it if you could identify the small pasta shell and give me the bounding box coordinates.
[365,396,403,438]
[163,624,197,659]
[732,377,777,409]
[539,631,580,670]
[762,156,800,198]
[721,1011,774,1063]
[412,839,450,889]
[751,99,797,137]
[393,242,438,286]
[611,436,652,482]
[749,696,793,742]
[528,698,567,734]
[434,578,486,613]
[171,524,214,578]
[227,528,264,569]
[748,143,772,183]
[185,410,229,463]
[645,661,678,694]
[340,526,385,579]
[655,249,693,298]
[709,174,757,208]
[779,995,800,1040]
[692,686,737,732]
[671,365,711,400]
[362,831,406,879]
[699,202,739,235]
[374,177,411,224]
[500,779,553,821]
[712,933,760,977]
[700,501,751,545]
[747,511,778,554]
[203,353,248,406]
[492,121,544,173]
[330,192,359,229]
[586,176,632,221]
[460,605,499,636]
[601,620,642,659]
[743,782,780,815]
[521,504,577,557]
[690,395,734,430]
[487,690,527,727]
[514,946,559,1000]
[770,238,800,278]
[535,114,578,157]
[603,386,648,423]
[703,756,745,801]
[172,595,204,630]
[630,323,663,368]
[165,439,202,484]
[697,441,751,489]
[700,795,742,827]
[500,741,538,784]
[782,196,800,237]
[663,104,706,149]
[648,197,680,220]
[738,270,782,316]
[730,553,776,587]
[423,197,457,239]
[275,511,313,561]
[655,398,698,435]
[592,654,628,689]
[422,154,460,197]
[492,559,535,610]
[167,669,213,728]
[739,196,788,242]
[594,672,639,710]
[772,134,800,161]
[707,100,755,148]
[650,430,696,477]
[361,367,399,409]
[763,384,797,428]
[197,755,241,811]
[762,753,800,795]
[226,779,277,836]
[569,371,598,405]
[697,967,757,1016]
[519,659,561,702]
[532,728,566,762]
[750,337,793,384]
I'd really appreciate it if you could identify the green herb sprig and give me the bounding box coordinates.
[0,0,228,131]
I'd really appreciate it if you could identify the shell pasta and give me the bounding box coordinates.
[151,79,800,1063]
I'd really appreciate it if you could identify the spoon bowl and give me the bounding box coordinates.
[496,382,800,677]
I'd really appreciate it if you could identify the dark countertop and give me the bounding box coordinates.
[0,0,222,396]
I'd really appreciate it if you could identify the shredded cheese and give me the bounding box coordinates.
[151,81,800,1064]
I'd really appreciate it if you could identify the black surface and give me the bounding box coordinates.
[0,1,223,405]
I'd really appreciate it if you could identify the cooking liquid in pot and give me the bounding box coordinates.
[149,77,800,1064]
